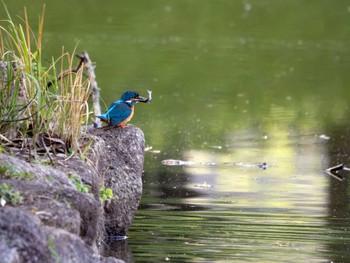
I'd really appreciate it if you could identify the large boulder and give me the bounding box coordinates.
[87,125,145,237]
[0,154,100,247]
[0,207,53,263]
[0,124,145,262]
[0,207,123,263]
[0,154,110,262]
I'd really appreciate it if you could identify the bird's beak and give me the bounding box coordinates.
[136,95,148,103]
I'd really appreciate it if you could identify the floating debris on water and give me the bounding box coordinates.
[209,145,222,150]
[258,162,268,169]
[145,146,153,152]
[145,145,161,153]
[162,159,268,169]
[162,159,196,166]
[319,134,330,140]
[194,182,212,189]
[224,162,268,169]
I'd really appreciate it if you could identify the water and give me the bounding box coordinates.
[2,1,350,262]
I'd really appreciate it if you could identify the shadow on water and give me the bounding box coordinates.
[325,117,350,263]
[100,239,134,263]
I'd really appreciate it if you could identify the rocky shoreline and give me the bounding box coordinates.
[0,125,145,263]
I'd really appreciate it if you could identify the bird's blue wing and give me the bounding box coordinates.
[96,100,121,122]
[105,100,122,115]
[109,103,132,126]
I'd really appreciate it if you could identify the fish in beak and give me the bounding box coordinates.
[137,90,152,103]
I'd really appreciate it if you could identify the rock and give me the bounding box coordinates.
[0,123,145,261]
[0,239,20,263]
[44,226,124,263]
[30,198,81,235]
[0,154,101,247]
[0,153,74,188]
[0,207,124,263]
[0,207,54,263]
[0,155,106,262]
[87,125,145,237]
[55,156,102,199]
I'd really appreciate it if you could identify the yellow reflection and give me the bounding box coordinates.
[183,106,329,216]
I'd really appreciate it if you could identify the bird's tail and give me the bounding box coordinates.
[96,114,109,123]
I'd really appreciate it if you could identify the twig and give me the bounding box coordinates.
[325,164,345,181]
[41,136,53,165]
[0,105,46,123]
[81,51,102,128]
[326,164,344,173]
[45,51,102,128]
[326,171,344,182]
[0,134,12,144]
[46,53,86,88]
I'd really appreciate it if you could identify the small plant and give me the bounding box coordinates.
[0,183,24,206]
[0,144,7,154]
[68,174,91,194]
[99,185,118,204]
[0,164,35,180]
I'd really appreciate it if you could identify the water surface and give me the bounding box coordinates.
[2,1,350,262]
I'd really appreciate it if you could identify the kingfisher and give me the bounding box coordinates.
[97,90,151,128]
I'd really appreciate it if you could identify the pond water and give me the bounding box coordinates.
[3,1,350,262]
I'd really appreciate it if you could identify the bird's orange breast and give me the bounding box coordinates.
[118,105,134,127]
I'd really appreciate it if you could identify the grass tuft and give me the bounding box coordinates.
[0,5,92,157]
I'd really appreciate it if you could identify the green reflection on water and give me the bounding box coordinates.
[129,210,332,263]
[2,1,350,262]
